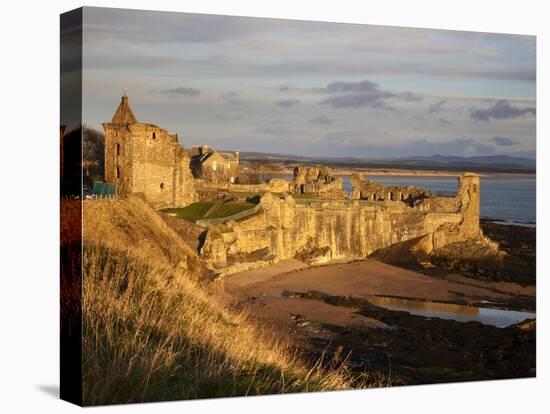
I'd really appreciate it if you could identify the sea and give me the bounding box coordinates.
[338,175,536,227]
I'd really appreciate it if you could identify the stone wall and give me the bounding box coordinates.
[200,173,490,273]
[195,178,291,195]
[350,172,432,203]
[291,166,347,199]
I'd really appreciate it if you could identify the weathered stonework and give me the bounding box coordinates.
[350,172,432,203]
[200,173,496,273]
[292,166,347,199]
[103,96,195,208]
[194,177,291,198]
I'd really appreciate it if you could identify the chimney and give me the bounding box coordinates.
[235,151,240,162]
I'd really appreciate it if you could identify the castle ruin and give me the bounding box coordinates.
[200,173,493,274]
[103,95,195,208]
[100,95,494,276]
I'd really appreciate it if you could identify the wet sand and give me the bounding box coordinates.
[224,258,533,332]
[226,258,524,301]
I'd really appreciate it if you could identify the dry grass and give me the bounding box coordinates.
[83,197,204,278]
[81,197,384,405]
[83,244,362,405]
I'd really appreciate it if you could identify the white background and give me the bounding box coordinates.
[0,0,547,412]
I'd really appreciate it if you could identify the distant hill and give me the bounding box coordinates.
[231,151,535,173]
[394,154,535,170]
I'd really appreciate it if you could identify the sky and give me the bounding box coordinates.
[82,7,536,159]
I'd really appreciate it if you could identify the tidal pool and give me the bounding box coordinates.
[368,296,535,328]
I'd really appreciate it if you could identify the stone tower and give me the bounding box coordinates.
[103,95,195,208]
[457,172,480,238]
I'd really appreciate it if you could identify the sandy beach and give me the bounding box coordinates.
[224,258,534,333]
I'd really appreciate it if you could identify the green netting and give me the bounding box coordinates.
[92,181,117,195]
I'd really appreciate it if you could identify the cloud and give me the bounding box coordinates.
[84,8,535,86]
[323,80,384,94]
[255,125,297,135]
[470,99,536,121]
[319,80,395,109]
[159,87,200,98]
[321,94,393,109]
[221,91,242,105]
[253,125,315,145]
[399,92,424,102]
[309,115,333,125]
[275,99,300,108]
[438,117,451,125]
[428,99,447,114]
[309,130,498,158]
[214,113,244,121]
[490,136,518,146]
[84,8,279,45]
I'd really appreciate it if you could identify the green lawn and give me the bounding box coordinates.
[162,201,255,223]
[162,202,216,223]
[206,202,256,219]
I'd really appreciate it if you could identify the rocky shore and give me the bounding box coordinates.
[289,292,535,385]
[224,221,536,387]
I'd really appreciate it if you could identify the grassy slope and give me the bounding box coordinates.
[82,197,359,405]
[83,197,203,274]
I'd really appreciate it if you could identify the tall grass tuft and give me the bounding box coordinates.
[83,244,370,405]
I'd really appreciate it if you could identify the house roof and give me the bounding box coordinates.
[188,146,238,163]
[187,146,204,157]
[219,152,237,162]
[199,152,215,163]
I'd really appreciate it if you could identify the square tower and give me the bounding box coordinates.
[103,95,195,208]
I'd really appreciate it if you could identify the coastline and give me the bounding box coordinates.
[266,168,535,179]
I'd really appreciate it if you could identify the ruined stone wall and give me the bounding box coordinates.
[128,124,195,208]
[291,166,347,199]
[104,123,134,196]
[200,174,484,272]
[195,178,290,195]
[350,172,432,202]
